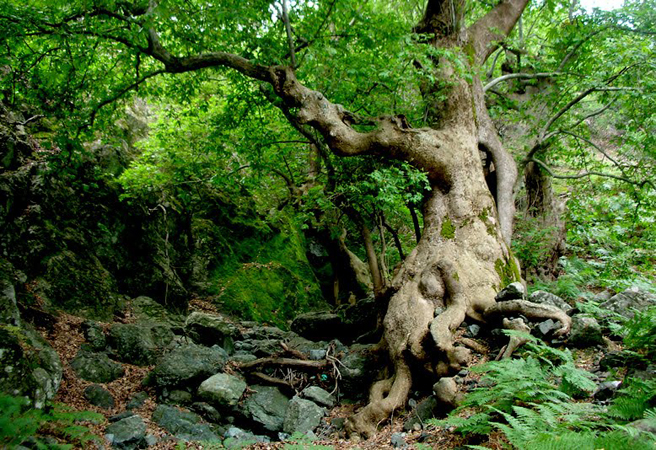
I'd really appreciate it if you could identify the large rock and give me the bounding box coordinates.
[301,386,336,408]
[291,311,345,342]
[105,414,146,449]
[568,316,605,348]
[108,323,174,366]
[404,397,439,431]
[84,384,115,409]
[70,351,124,383]
[340,296,380,342]
[283,396,325,435]
[81,321,106,352]
[185,311,240,352]
[132,296,184,327]
[600,287,656,320]
[529,290,573,314]
[242,385,290,432]
[0,266,61,408]
[496,282,526,302]
[198,373,247,408]
[0,325,62,409]
[0,274,20,326]
[152,404,219,442]
[340,344,384,398]
[150,344,227,389]
[223,427,271,449]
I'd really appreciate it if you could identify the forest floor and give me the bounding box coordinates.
[36,306,515,449]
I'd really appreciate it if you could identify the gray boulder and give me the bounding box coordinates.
[105,414,146,449]
[340,344,384,398]
[242,385,290,432]
[84,384,115,409]
[191,402,222,423]
[594,380,622,401]
[150,344,227,389]
[242,325,289,341]
[70,351,124,383]
[291,311,344,342]
[108,323,174,366]
[185,311,240,353]
[629,417,656,435]
[198,373,247,408]
[496,282,526,302]
[126,392,149,410]
[0,325,62,409]
[301,386,336,408]
[132,296,184,327]
[404,397,439,431]
[162,389,193,405]
[0,275,20,326]
[223,427,270,449]
[600,287,656,320]
[81,321,106,352]
[283,396,326,435]
[535,319,560,339]
[249,339,284,357]
[152,404,219,442]
[568,316,605,348]
[529,291,573,314]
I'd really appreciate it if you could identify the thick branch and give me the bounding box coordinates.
[239,357,327,370]
[484,72,562,92]
[467,0,530,63]
[281,0,296,68]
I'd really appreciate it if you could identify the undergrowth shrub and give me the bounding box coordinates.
[622,306,656,360]
[0,394,102,448]
[432,333,596,436]
[432,334,656,449]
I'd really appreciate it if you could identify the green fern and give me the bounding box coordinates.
[622,306,656,359]
[0,394,103,448]
[609,378,656,421]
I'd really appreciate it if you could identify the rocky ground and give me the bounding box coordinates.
[2,280,655,449]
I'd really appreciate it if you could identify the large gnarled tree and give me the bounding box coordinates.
[1,0,572,436]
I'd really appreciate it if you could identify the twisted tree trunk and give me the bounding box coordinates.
[18,0,572,437]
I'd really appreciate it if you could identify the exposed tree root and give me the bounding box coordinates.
[345,361,412,438]
[496,317,531,360]
[238,357,327,370]
[484,299,571,336]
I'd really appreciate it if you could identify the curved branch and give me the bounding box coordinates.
[281,0,296,68]
[467,0,530,63]
[530,158,655,189]
[484,72,562,92]
[84,69,164,129]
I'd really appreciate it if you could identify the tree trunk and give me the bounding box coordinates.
[345,72,524,436]
[522,160,566,278]
[60,0,571,437]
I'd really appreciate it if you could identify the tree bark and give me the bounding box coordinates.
[23,0,574,438]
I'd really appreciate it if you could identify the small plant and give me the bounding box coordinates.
[432,333,596,436]
[622,306,656,359]
[0,394,103,449]
[283,432,334,450]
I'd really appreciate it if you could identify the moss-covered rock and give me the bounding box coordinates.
[108,323,174,366]
[0,324,62,408]
[211,229,328,329]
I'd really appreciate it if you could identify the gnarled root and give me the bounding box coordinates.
[485,299,571,336]
[496,317,530,360]
[430,260,472,376]
[345,360,412,438]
